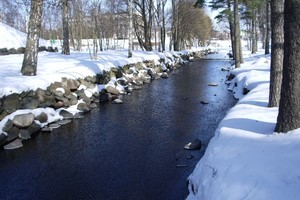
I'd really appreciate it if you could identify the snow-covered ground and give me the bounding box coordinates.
[1,22,300,200]
[187,52,300,200]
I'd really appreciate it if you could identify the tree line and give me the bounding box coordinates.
[196,0,299,134]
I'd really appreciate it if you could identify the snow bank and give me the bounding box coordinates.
[187,53,300,200]
[0,22,47,49]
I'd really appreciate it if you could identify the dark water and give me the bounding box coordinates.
[0,60,236,200]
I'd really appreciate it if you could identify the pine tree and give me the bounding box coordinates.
[275,0,300,133]
[268,0,284,107]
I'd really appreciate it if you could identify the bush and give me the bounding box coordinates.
[17,47,26,54]
[8,48,17,54]
[39,46,47,52]
[0,48,8,55]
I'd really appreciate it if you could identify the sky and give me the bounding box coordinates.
[1,22,300,200]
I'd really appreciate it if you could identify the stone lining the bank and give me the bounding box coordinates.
[0,50,205,149]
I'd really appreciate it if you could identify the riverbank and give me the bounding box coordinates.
[187,52,300,200]
[0,49,208,149]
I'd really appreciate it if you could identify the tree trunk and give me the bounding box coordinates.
[234,0,241,68]
[172,0,179,51]
[275,0,300,133]
[251,15,256,54]
[268,0,284,107]
[128,0,133,57]
[62,0,70,55]
[265,1,270,54]
[21,0,43,76]
[227,0,235,59]
[161,0,166,51]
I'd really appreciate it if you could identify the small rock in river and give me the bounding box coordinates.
[208,82,218,86]
[200,100,209,104]
[186,154,195,160]
[57,119,71,125]
[41,127,53,132]
[112,99,123,104]
[184,139,202,150]
[176,164,187,168]
[48,123,60,129]
[4,139,23,150]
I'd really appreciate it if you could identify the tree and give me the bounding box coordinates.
[234,0,243,68]
[268,0,284,107]
[21,0,44,76]
[275,0,300,133]
[133,0,154,51]
[265,1,270,54]
[62,0,70,55]
[210,0,235,59]
[128,0,133,57]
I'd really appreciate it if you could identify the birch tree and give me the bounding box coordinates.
[21,0,43,76]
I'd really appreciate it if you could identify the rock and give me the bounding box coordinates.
[21,97,40,109]
[132,85,142,90]
[133,79,143,86]
[19,129,31,140]
[3,119,14,132]
[35,112,48,123]
[67,79,80,91]
[90,103,97,108]
[74,113,84,119]
[91,96,100,103]
[53,101,64,109]
[48,123,60,129]
[200,100,209,104]
[106,85,120,95]
[59,110,73,119]
[208,82,218,86]
[39,94,56,108]
[176,164,187,168]
[99,92,109,102]
[13,113,35,128]
[7,126,19,141]
[184,139,202,150]
[112,99,123,104]
[161,72,169,78]
[50,81,63,90]
[2,93,20,113]
[27,121,41,136]
[4,139,23,150]
[0,133,7,145]
[69,96,78,106]
[41,127,53,132]
[77,102,90,112]
[186,154,195,160]
[81,96,91,105]
[57,119,71,125]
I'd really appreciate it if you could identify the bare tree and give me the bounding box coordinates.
[133,0,154,51]
[62,0,70,55]
[21,0,43,76]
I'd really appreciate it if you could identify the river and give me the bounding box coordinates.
[0,59,236,200]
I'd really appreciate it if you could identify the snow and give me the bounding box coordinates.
[0,22,47,49]
[187,52,300,200]
[1,22,300,200]
[0,23,193,136]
